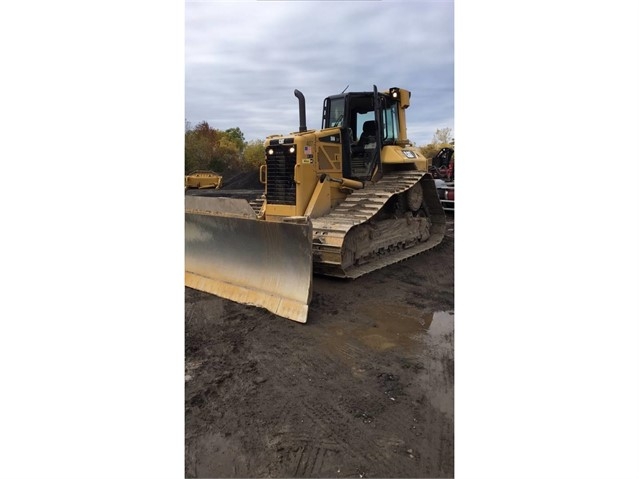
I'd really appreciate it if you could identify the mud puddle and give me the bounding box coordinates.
[324,303,453,360]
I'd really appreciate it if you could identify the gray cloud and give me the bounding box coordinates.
[186,0,454,145]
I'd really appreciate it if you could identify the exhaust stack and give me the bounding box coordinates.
[294,89,307,132]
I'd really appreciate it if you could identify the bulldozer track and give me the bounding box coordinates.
[312,170,446,278]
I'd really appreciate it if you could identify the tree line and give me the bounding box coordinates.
[185,121,453,174]
[184,121,264,174]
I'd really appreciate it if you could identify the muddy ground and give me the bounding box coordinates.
[185,215,455,478]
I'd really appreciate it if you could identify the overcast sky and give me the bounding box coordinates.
[185,0,454,146]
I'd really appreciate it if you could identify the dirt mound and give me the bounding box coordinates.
[221,170,262,190]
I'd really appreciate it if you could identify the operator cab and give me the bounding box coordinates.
[322,89,401,181]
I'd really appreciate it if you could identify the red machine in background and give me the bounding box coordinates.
[429,147,454,212]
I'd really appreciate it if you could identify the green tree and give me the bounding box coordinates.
[243,139,266,171]
[224,127,246,153]
[216,136,242,172]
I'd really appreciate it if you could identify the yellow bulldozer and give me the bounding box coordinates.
[184,170,223,190]
[185,86,445,323]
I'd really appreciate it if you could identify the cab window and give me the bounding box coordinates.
[328,98,345,127]
[381,103,399,143]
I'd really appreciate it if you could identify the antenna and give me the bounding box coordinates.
[340,84,349,94]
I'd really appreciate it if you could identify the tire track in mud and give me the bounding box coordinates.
[186,313,453,476]
[246,312,448,477]
[243,332,368,476]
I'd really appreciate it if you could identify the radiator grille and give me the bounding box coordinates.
[266,147,296,205]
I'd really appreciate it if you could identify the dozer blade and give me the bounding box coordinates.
[185,196,313,323]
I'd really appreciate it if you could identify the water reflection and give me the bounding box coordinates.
[358,303,453,352]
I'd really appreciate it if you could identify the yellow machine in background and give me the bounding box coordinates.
[185,86,445,323]
[185,170,223,190]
